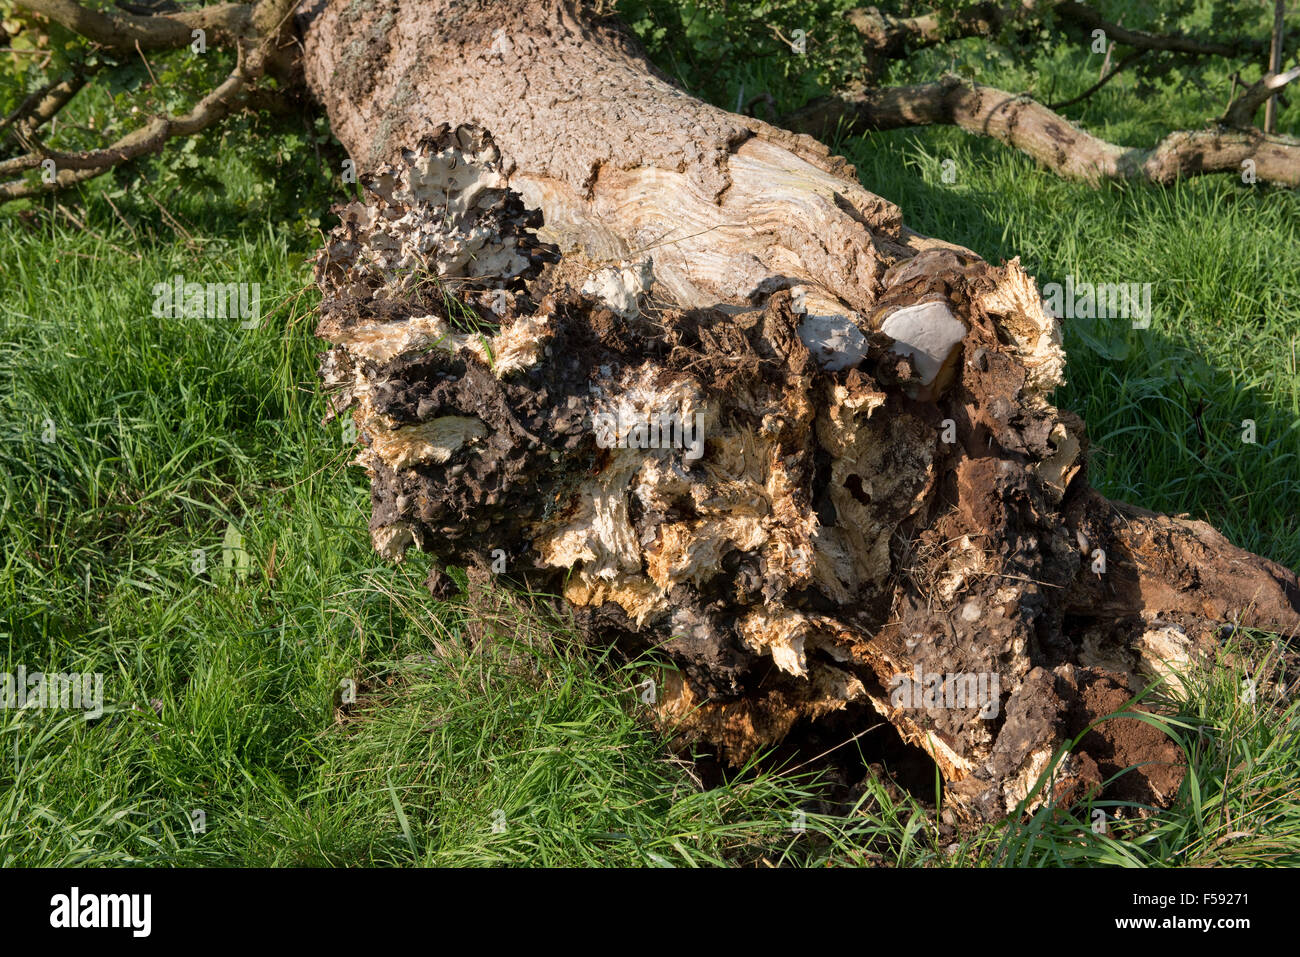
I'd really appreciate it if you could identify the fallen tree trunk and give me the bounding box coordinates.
[300,0,1300,819]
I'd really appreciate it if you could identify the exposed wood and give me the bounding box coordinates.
[301,0,1299,820]
[1222,64,1300,130]
[299,0,930,323]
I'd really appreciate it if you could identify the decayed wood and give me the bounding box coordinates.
[296,0,1300,819]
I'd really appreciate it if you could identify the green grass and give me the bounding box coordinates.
[1,0,1298,866]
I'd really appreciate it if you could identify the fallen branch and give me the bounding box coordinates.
[784,77,1300,186]
[15,0,253,53]
[1222,63,1300,129]
[846,1,1262,60]
[0,70,87,142]
[1054,1,1261,59]
[0,58,248,198]
[846,2,1007,57]
[2,0,298,199]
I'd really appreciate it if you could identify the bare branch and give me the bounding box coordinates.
[0,52,249,198]
[1,0,300,200]
[1047,48,1143,111]
[846,2,1262,61]
[1222,64,1300,129]
[846,3,1005,57]
[784,77,1300,187]
[0,70,86,140]
[1055,1,1259,59]
[0,163,103,200]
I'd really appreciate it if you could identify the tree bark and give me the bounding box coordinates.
[299,0,1300,820]
[784,80,1300,187]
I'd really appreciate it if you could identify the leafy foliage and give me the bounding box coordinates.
[0,1,341,243]
[614,0,1296,129]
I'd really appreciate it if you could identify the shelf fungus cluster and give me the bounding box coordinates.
[315,125,1300,821]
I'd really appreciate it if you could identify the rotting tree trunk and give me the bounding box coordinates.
[298,0,1300,819]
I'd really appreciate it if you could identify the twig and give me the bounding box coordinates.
[1265,0,1286,133]
[1050,49,1144,111]
[134,38,159,87]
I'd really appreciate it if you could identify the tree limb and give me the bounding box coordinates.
[1055,1,1261,59]
[1222,63,1300,129]
[15,0,253,52]
[784,77,1300,186]
[0,62,248,197]
[1047,48,1143,111]
[846,2,1007,57]
[846,1,1262,60]
[0,70,87,142]
[2,0,299,199]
